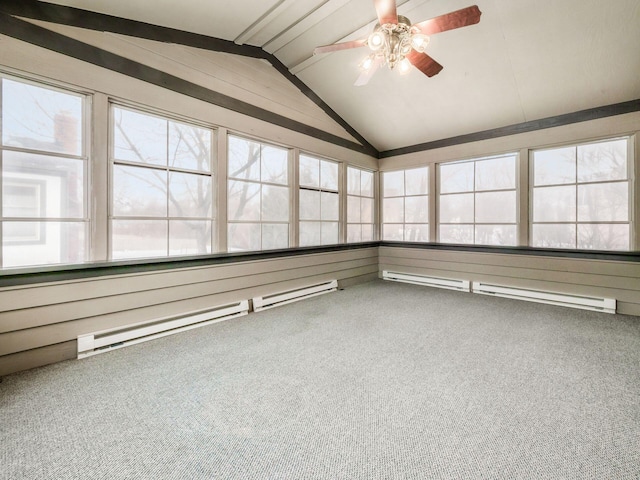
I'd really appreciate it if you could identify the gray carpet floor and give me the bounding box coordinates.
[1,279,639,479]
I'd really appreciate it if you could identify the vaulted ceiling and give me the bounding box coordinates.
[36,0,640,153]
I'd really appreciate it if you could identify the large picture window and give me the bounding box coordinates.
[347,166,374,242]
[531,138,630,250]
[382,167,429,242]
[227,135,289,251]
[299,154,339,246]
[438,154,517,246]
[110,106,215,259]
[1,77,87,267]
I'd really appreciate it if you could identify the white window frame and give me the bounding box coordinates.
[530,136,632,251]
[108,103,217,260]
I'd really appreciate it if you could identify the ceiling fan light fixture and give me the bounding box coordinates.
[411,33,430,53]
[398,57,412,75]
[359,55,375,72]
[368,30,385,51]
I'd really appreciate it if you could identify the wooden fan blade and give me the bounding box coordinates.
[314,39,367,55]
[406,51,443,77]
[374,0,398,25]
[413,5,481,36]
[354,57,383,86]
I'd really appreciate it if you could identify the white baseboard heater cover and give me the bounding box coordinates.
[382,271,470,292]
[252,280,338,312]
[77,300,249,358]
[472,282,616,314]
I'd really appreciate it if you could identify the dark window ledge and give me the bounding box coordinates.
[1,241,638,287]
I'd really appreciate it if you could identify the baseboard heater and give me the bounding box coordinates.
[472,282,616,314]
[252,280,338,312]
[77,300,250,359]
[382,270,470,292]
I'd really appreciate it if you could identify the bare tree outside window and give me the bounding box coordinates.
[532,138,629,250]
[111,106,214,259]
[382,167,428,242]
[227,135,289,251]
[439,155,517,246]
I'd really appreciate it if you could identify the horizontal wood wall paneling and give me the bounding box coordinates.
[617,302,640,317]
[378,247,640,278]
[0,341,76,377]
[338,272,379,288]
[378,264,640,304]
[0,257,377,334]
[0,248,378,312]
[0,264,378,356]
[378,256,640,291]
[0,34,378,168]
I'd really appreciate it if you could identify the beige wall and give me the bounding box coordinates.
[0,247,379,376]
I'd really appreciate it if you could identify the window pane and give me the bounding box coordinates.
[227,223,260,252]
[299,155,319,188]
[383,171,404,197]
[533,147,575,186]
[578,182,628,222]
[361,170,374,197]
[112,220,167,259]
[532,185,576,222]
[2,79,83,156]
[347,196,360,223]
[577,139,627,182]
[578,224,629,250]
[299,222,321,246]
[475,225,517,246]
[3,150,84,218]
[476,156,516,191]
[113,108,167,165]
[405,196,428,223]
[3,221,85,267]
[113,165,167,217]
[300,189,320,220]
[361,198,374,224]
[531,224,576,248]
[361,224,373,241]
[168,122,211,171]
[405,167,428,195]
[347,167,360,195]
[347,224,361,243]
[404,224,428,242]
[321,222,339,245]
[261,145,288,185]
[439,225,473,244]
[475,191,516,223]
[383,224,403,241]
[320,160,338,190]
[169,220,211,255]
[228,136,260,181]
[262,185,289,221]
[321,191,339,221]
[169,172,211,218]
[262,223,288,250]
[383,197,404,223]
[440,162,474,193]
[228,180,260,221]
[439,193,473,223]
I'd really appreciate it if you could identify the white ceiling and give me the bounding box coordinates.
[43,0,640,152]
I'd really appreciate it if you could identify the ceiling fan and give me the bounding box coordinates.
[313,1,482,86]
